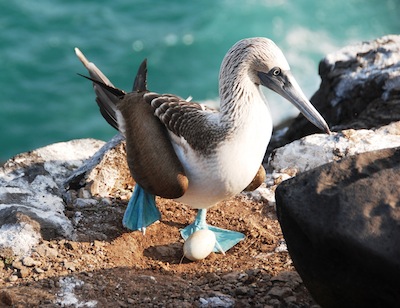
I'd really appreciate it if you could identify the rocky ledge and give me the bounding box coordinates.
[272,34,400,308]
[1,35,400,307]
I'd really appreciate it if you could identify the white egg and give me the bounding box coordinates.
[183,229,216,261]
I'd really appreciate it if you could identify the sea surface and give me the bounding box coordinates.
[0,0,399,161]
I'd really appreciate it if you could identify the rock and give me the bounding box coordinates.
[34,243,58,259]
[34,267,44,274]
[8,275,18,282]
[73,198,98,208]
[318,35,400,130]
[221,271,241,283]
[56,276,97,307]
[267,286,292,298]
[275,147,400,307]
[270,121,400,173]
[0,139,104,256]
[235,286,252,296]
[22,256,40,267]
[78,188,91,199]
[199,293,235,308]
[18,267,30,278]
[284,296,297,305]
[63,260,76,272]
[268,34,400,153]
[267,298,280,307]
[271,271,302,287]
[0,211,41,257]
[65,134,134,198]
[11,260,23,270]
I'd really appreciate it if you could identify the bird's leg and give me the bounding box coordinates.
[180,209,245,253]
[122,185,161,234]
[182,209,208,234]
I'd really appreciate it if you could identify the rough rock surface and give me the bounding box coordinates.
[0,138,318,307]
[0,139,105,255]
[268,34,400,153]
[275,147,400,308]
[269,121,400,173]
[65,134,133,198]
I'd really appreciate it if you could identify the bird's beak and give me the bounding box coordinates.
[258,70,331,134]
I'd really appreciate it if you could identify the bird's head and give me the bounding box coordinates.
[222,37,331,134]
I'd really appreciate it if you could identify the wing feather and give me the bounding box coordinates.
[144,93,223,154]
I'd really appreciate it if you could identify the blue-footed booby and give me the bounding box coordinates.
[75,38,330,254]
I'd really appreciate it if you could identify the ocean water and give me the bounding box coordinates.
[0,0,399,161]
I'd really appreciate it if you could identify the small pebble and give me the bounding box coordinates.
[22,256,40,267]
[34,267,45,274]
[221,271,240,283]
[35,244,58,259]
[63,261,76,272]
[18,267,30,278]
[78,188,92,199]
[11,261,23,270]
[74,198,97,208]
[235,286,249,295]
[268,286,292,298]
[101,198,112,206]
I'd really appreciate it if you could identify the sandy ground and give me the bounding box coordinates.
[0,189,319,307]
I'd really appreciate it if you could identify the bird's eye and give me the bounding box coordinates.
[272,67,281,76]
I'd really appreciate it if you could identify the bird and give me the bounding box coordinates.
[75,37,330,254]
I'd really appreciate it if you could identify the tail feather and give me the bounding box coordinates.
[75,47,149,131]
[132,59,148,92]
[75,47,124,130]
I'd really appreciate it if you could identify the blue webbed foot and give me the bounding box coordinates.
[122,184,161,233]
[180,209,245,253]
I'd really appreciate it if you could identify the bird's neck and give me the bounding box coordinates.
[219,72,265,128]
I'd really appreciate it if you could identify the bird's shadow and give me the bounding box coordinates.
[143,242,190,264]
[142,219,192,264]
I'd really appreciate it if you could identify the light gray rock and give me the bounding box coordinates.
[268,34,400,154]
[199,293,235,308]
[22,256,40,267]
[0,139,104,256]
[270,121,400,173]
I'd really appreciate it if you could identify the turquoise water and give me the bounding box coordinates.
[0,0,399,161]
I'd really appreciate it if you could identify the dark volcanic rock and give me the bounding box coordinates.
[275,147,400,308]
[268,35,400,153]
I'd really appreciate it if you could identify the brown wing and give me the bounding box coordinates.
[75,48,188,198]
[118,92,189,199]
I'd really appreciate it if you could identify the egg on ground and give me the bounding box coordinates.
[183,229,216,261]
